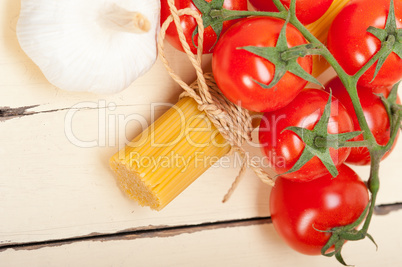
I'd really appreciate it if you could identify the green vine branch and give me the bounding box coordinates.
[272,0,288,12]
[191,0,401,265]
[314,136,369,149]
[209,9,287,20]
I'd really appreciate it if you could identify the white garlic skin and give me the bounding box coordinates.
[17,0,160,94]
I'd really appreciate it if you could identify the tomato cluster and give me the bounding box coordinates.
[161,0,401,259]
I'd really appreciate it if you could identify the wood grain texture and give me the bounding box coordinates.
[1,0,402,265]
[1,210,401,267]
[0,106,272,245]
[1,102,400,245]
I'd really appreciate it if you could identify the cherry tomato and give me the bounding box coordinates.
[212,16,312,112]
[325,77,400,165]
[270,164,369,255]
[327,0,402,88]
[259,88,353,181]
[160,0,248,54]
[249,0,334,25]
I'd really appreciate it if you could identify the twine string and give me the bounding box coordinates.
[158,0,275,202]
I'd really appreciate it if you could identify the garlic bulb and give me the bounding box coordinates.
[17,0,160,94]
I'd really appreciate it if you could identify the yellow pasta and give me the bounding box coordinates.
[110,97,231,210]
[109,0,351,210]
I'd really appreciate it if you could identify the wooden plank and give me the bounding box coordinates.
[2,102,401,246]
[0,0,267,245]
[0,106,274,245]
[1,0,401,251]
[1,210,401,267]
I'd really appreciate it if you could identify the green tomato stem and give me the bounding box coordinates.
[209,9,287,20]
[345,86,378,146]
[314,136,370,148]
[360,151,382,235]
[287,18,379,146]
[272,0,287,12]
[280,44,324,61]
[353,35,395,81]
[207,5,401,262]
[286,18,350,79]
[384,112,402,151]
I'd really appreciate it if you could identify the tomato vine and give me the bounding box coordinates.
[188,0,402,265]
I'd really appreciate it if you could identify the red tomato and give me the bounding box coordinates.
[327,0,402,88]
[160,0,248,54]
[325,77,400,165]
[270,164,369,255]
[212,16,312,112]
[259,88,353,181]
[249,0,334,25]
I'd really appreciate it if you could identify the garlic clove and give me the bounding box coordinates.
[17,0,160,94]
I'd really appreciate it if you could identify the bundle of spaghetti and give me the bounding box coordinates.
[110,95,231,210]
[109,0,351,210]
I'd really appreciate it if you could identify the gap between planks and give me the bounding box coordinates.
[0,202,401,253]
[0,216,271,252]
[0,104,169,122]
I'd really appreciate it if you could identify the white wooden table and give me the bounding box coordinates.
[1,1,402,266]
